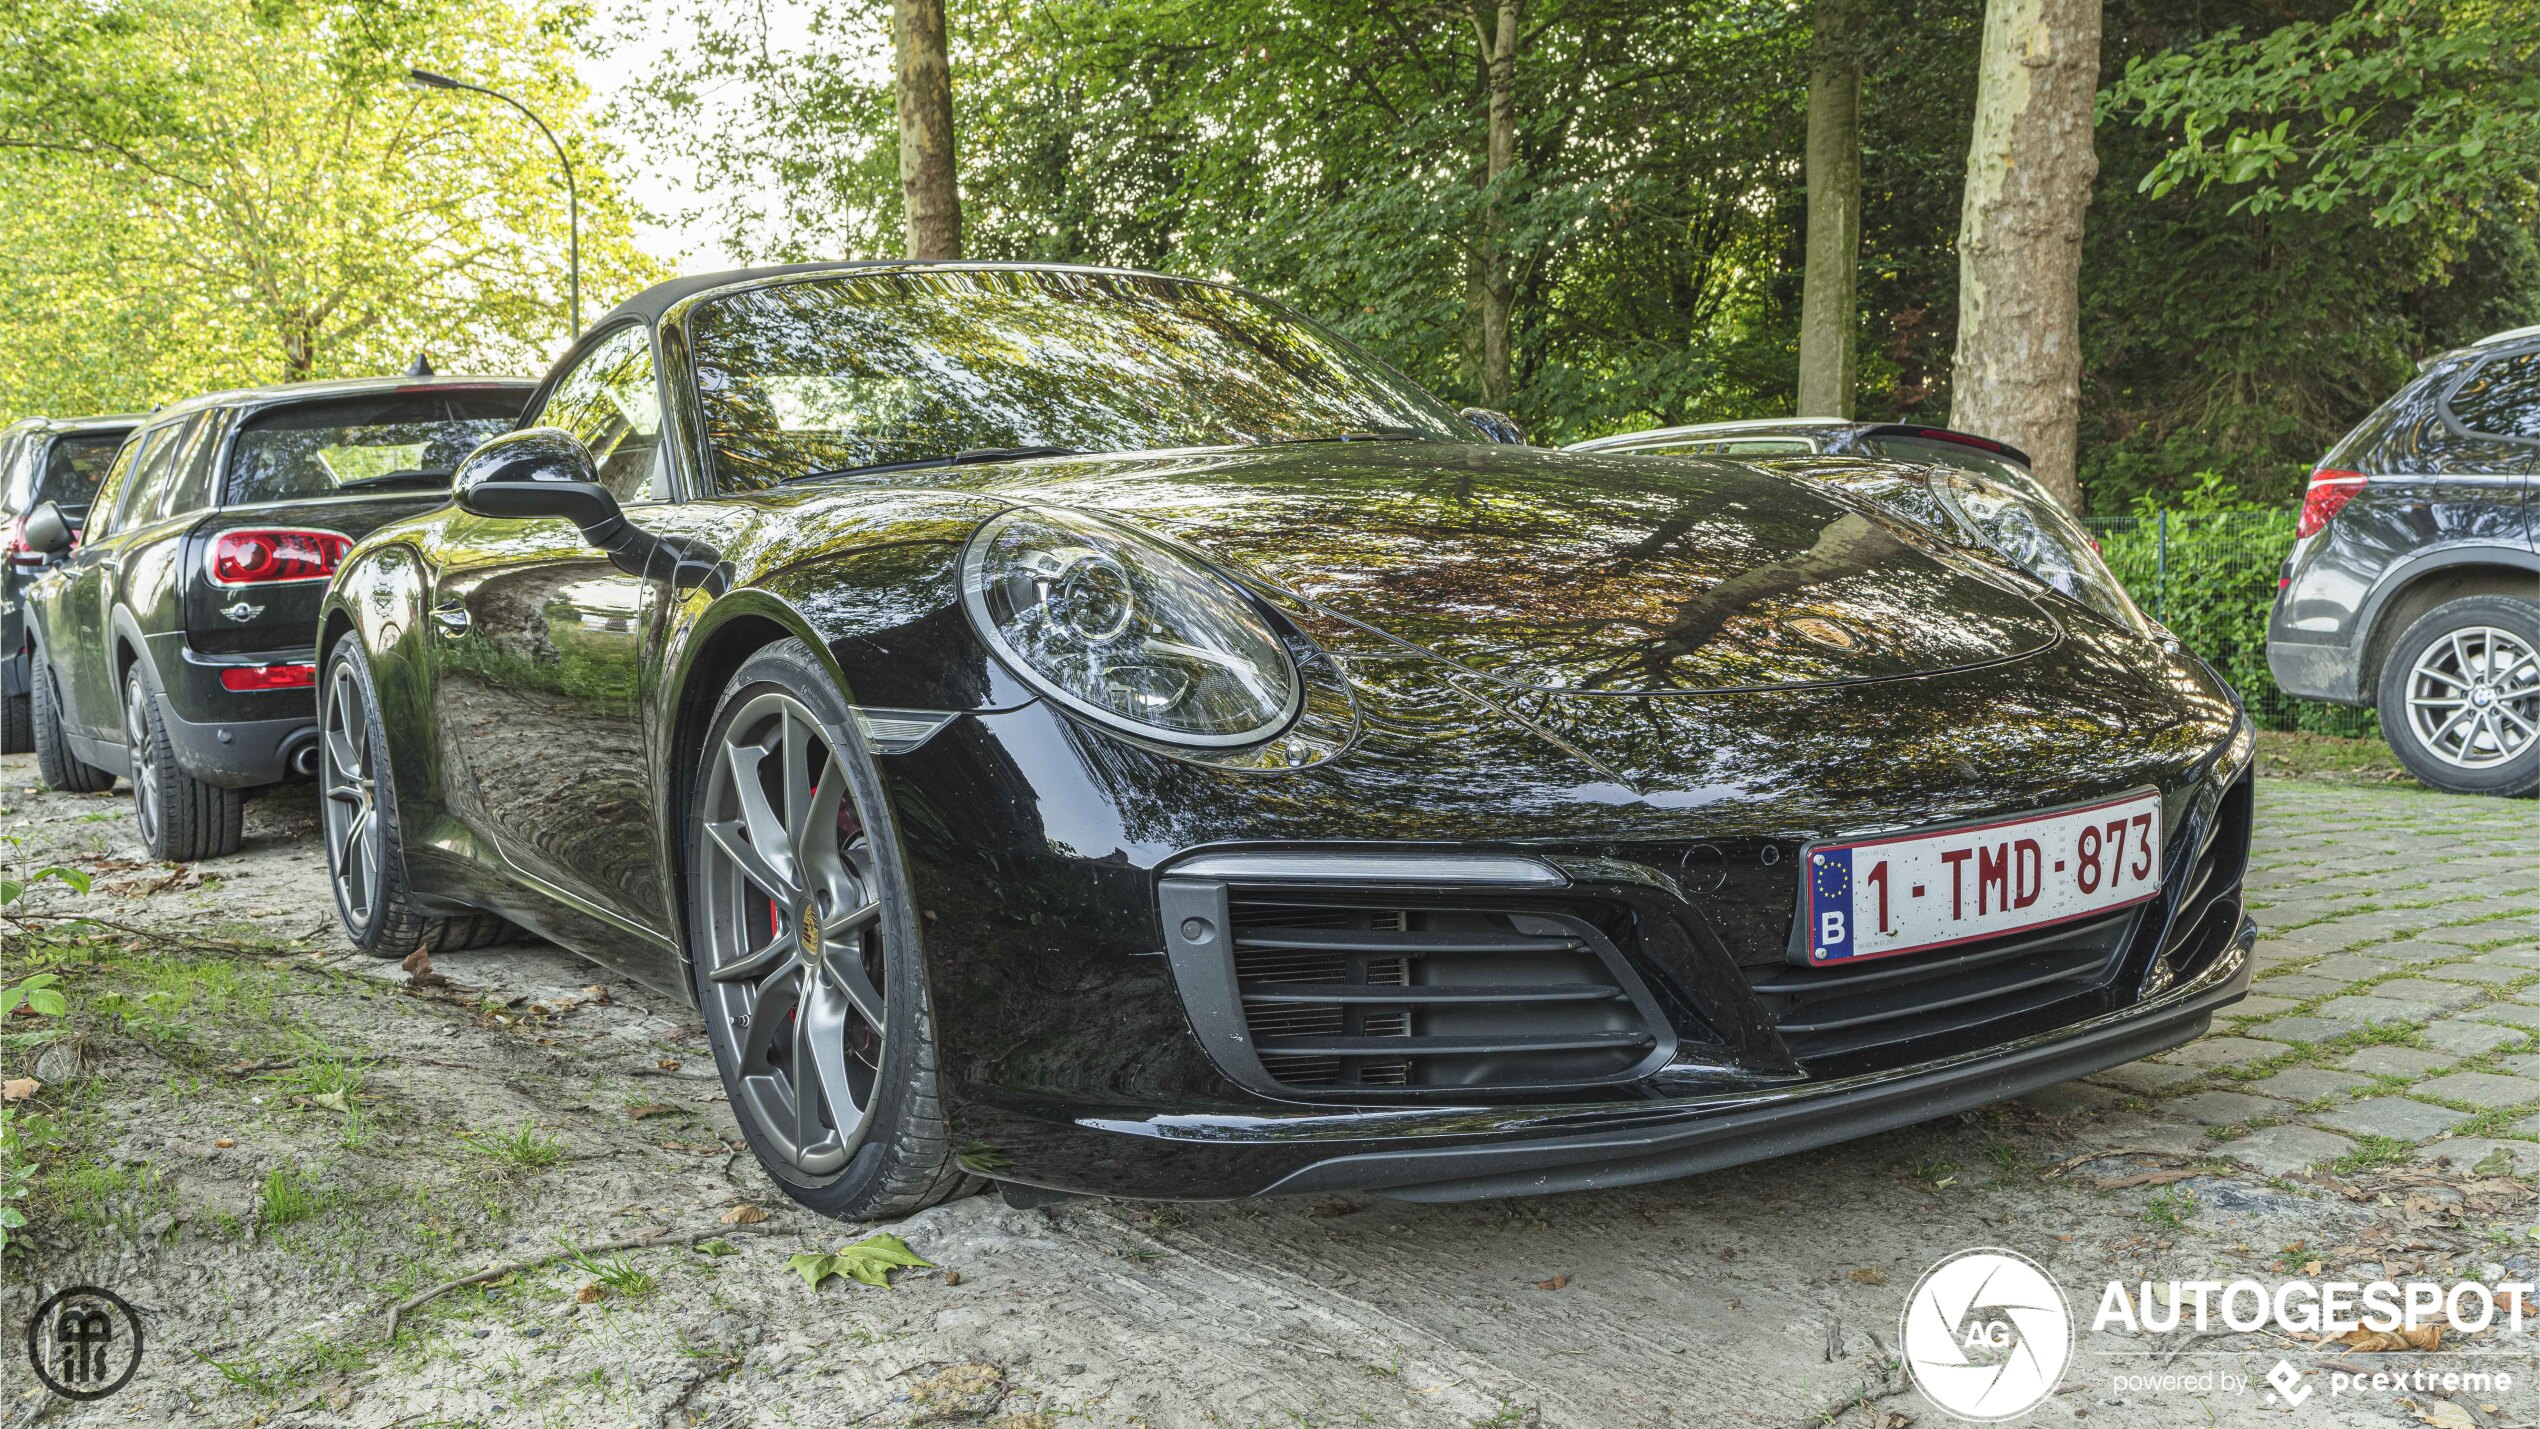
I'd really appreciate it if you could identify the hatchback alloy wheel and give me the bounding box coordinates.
[2404,625,2539,770]
[697,690,890,1178]
[123,674,161,847]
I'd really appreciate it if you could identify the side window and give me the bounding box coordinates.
[91,423,182,539]
[154,410,229,519]
[2446,349,2540,442]
[532,325,665,503]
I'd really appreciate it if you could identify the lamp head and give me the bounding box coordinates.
[405,68,460,91]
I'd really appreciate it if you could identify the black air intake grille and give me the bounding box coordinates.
[1745,909,2135,1071]
[1162,883,1674,1098]
[2153,772,2254,985]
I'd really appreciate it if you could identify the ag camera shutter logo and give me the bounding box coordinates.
[1900,1248,2072,1421]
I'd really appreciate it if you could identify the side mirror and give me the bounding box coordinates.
[20,501,73,557]
[453,427,622,532]
[1460,407,1527,446]
[451,426,726,591]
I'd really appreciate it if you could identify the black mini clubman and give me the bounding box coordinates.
[21,375,532,860]
[2,413,140,753]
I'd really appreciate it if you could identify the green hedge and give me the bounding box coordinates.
[2081,500,2377,738]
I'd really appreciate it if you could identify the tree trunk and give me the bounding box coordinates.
[892,0,962,260]
[1949,0,2101,510]
[1476,0,1519,410]
[1796,0,1862,419]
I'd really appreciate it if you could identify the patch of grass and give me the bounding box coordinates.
[2141,1188,2199,1229]
[458,1124,563,1170]
[195,1350,290,1399]
[1903,1157,1957,1185]
[258,1166,331,1229]
[1981,1138,2024,1173]
[2326,1135,2415,1176]
[566,1245,657,1299]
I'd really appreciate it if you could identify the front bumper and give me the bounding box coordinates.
[1271,915,2251,1200]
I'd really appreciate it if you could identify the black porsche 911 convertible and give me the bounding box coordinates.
[317,262,2255,1218]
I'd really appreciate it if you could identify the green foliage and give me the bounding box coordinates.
[0,974,65,1020]
[2105,0,2540,232]
[566,1244,658,1298]
[787,1230,932,1289]
[457,1123,564,1169]
[0,0,663,420]
[256,1165,331,1229]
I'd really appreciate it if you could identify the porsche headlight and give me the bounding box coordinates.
[1934,469,2149,633]
[961,507,1300,745]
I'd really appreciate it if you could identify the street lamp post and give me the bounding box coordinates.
[407,67,581,339]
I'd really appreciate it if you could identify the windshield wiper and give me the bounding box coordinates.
[1252,427,1440,446]
[784,446,1086,484]
[331,468,454,492]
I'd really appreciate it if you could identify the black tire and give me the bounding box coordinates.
[686,639,982,1220]
[320,637,515,957]
[30,644,111,793]
[2375,594,2540,798]
[124,667,244,860]
[2,690,30,755]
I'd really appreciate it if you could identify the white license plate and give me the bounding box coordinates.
[1800,789,2164,966]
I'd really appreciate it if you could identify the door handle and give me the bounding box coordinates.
[431,601,471,636]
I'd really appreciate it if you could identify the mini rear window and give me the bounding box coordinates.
[225,391,527,505]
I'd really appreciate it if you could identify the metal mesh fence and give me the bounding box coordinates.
[2079,511,2378,738]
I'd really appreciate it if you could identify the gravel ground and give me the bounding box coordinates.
[0,759,2533,1428]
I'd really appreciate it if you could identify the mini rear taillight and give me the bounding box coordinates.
[2295,469,2367,539]
[3,515,23,556]
[218,663,317,692]
[209,529,349,584]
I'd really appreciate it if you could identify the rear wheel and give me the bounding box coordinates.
[30,645,111,793]
[2377,595,2540,798]
[320,639,511,956]
[687,640,980,1219]
[124,668,243,860]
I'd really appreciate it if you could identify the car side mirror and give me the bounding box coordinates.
[20,500,73,557]
[1460,407,1527,445]
[451,427,726,591]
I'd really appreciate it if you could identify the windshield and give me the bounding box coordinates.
[227,390,526,504]
[686,268,1476,491]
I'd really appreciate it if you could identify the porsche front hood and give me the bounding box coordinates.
[938,442,2064,695]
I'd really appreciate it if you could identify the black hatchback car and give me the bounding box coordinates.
[1,413,140,752]
[2267,325,2539,797]
[21,375,533,858]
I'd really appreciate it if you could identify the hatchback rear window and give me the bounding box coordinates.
[225,391,526,505]
[36,432,127,508]
[2447,349,2540,440]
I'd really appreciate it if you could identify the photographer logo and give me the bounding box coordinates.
[1901,1249,2071,1421]
[24,1285,143,1402]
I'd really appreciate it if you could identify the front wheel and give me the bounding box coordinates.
[687,639,978,1220]
[2376,594,2540,797]
[319,639,512,955]
[30,645,111,793]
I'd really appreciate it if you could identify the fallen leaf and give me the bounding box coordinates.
[2338,1324,2443,1353]
[625,1103,680,1121]
[718,1204,770,1225]
[574,1284,604,1304]
[310,1090,351,1113]
[693,1239,737,1258]
[582,984,610,1004]
[2,1077,38,1102]
[1536,1274,1568,1290]
[1308,1201,1359,1218]
[1848,1267,1890,1286]
[2417,1402,2477,1429]
[400,948,433,977]
[942,1270,962,1286]
[656,1059,682,1071]
[214,1138,235,1149]
[791,1231,933,1290]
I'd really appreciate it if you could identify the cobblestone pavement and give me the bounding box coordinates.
[2061,778,2540,1182]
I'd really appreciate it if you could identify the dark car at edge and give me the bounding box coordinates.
[2266,324,2539,797]
[314,262,2257,1217]
[1,413,140,753]
[21,375,534,860]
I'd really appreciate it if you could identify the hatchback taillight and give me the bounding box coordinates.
[218,663,317,692]
[210,529,349,584]
[2294,469,2367,539]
